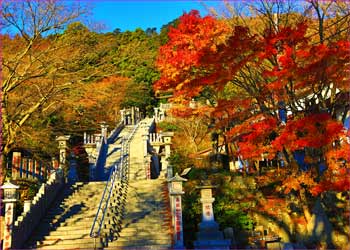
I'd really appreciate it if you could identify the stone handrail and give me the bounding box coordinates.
[107,121,125,143]
[90,122,140,245]
[11,170,64,249]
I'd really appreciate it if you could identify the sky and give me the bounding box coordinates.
[91,1,222,32]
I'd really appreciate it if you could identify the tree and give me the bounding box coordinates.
[1,0,87,158]
[155,9,350,240]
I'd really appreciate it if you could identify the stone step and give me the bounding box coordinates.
[35,241,100,249]
[30,232,92,241]
[122,208,166,213]
[105,245,170,250]
[45,209,99,218]
[36,236,98,245]
[108,239,171,247]
[43,214,96,222]
[36,228,90,236]
[121,222,169,230]
[42,218,94,227]
[122,216,169,225]
[118,231,171,239]
[122,212,168,220]
[53,220,94,228]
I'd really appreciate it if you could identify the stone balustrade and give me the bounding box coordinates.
[149,133,163,144]
[84,133,97,144]
[10,170,64,249]
[10,152,55,181]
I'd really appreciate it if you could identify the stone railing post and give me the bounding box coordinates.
[56,135,70,182]
[144,154,152,179]
[100,121,109,143]
[22,158,28,178]
[11,152,21,179]
[142,130,149,158]
[120,109,126,125]
[1,180,19,250]
[154,107,159,122]
[168,173,187,248]
[28,159,34,179]
[52,157,59,170]
[23,200,32,214]
[93,134,99,150]
[83,143,97,181]
[160,155,168,179]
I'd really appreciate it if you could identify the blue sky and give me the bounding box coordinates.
[91,1,222,32]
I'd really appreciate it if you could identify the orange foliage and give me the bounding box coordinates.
[155,10,350,199]
[62,76,130,126]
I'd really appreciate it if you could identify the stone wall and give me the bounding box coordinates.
[11,170,64,249]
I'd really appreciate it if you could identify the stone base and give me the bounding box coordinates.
[194,221,231,249]
[193,239,231,250]
[198,221,220,231]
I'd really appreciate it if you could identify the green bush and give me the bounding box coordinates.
[157,121,178,132]
[215,198,254,231]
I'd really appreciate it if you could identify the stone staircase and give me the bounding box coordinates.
[24,181,106,249]
[129,123,147,180]
[105,179,172,249]
[23,120,172,249]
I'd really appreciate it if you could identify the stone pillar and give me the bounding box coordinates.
[120,109,126,125]
[23,158,29,178]
[24,200,31,214]
[167,165,173,180]
[199,185,216,223]
[135,107,140,123]
[131,106,135,125]
[142,131,149,158]
[35,160,40,179]
[95,134,102,152]
[11,152,21,179]
[169,173,187,248]
[83,143,97,181]
[28,159,34,179]
[154,107,159,122]
[40,164,45,180]
[160,154,168,179]
[100,121,109,143]
[194,181,231,249]
[52,157,59,170]
[1,181,19,250]
[56,135,70,181]
[162,132,174,158]
[144,154,152,179]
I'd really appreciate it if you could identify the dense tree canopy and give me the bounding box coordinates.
[1,0,166,171]
[155,4,350,232]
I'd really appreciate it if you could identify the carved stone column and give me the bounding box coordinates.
[168,173,187,248]
[1,181,19,250]
[56,135,70,182]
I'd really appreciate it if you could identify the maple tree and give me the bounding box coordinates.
[155,8,350,236]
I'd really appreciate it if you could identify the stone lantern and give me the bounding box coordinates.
[1,180,20,250]
[1,180,19,202]
[194,180,231,249]
[168,173,187,248]
[161,132,174,158]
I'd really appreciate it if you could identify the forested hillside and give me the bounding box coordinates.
[1,0,180,176]
[1,1,349,248]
